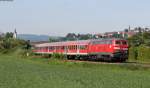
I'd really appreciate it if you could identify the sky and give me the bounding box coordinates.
[0,0,150,36]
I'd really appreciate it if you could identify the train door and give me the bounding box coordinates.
[76,45,79,54]
[64,46,68,54]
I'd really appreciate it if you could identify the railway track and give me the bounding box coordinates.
[61,59,150,68]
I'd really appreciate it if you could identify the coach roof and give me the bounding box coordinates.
[35,40,91,47]
[35,38,127,47]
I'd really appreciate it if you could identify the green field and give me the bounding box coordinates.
[0,55,150,88]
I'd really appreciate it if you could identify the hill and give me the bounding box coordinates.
[18,34,63,42]
[18,34,50,42]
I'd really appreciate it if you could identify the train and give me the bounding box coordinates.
[33,38,129,62]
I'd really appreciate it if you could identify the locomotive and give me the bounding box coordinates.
[33,38,128,62]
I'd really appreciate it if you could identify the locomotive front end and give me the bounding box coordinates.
[112,39,129,62]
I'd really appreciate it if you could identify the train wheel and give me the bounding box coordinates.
[67,55,75,60]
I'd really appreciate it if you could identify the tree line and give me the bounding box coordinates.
[0,32,31,54]
[128,32,150,61]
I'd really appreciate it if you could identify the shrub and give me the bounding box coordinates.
[51,53,66,60]
[129,45,150,62]
[129,47,138,60]
[137,45,150,61]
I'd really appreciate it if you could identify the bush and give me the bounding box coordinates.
[129,45,150,62]
[51,53,66,60]
[137,45,150,61]
[129,47,138,60]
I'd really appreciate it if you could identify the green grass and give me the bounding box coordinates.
[0,55,150,88]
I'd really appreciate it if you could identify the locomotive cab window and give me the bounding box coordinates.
[122,41,127,45]
[80,45,87,50]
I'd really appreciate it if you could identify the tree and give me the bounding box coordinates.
[24,40,31,50]
[49,37,58,42]
[143,32,150,47]
[128,34,143,47]
[65,33,77,41]
[124,29,129,32]
[5,32,14,39]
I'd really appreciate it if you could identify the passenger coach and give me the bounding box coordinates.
[33,38,128,62]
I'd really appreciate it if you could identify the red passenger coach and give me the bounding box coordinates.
[33,38,128,62]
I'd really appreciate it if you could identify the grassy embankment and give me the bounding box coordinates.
[0,54,150,88]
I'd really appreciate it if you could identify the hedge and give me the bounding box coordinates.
[129,45,150,61]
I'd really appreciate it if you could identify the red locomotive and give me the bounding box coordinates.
[33,38,128,62]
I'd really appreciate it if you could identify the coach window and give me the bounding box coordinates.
[51,46,53,50]
[59,46,61,50]
[80,45,87,50]
[55,46,57,50]
[75,45,77,50]
[46,47,48,50]
[51,47,54,50]
[58,46,60,50]
[72,45,74,50]
[68,46,70,50]
[73,45,75,50]
[74,45,76,50]
[49,47,51,50]
[106,40,112,44]
[61,46,64,50]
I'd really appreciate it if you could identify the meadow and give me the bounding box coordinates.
[0,55,150,88]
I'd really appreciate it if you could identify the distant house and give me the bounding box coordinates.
[95,30,137,38]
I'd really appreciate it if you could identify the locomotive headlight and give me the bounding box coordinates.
[125,50,128,54]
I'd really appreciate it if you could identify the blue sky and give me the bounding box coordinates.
[0,0,150,36]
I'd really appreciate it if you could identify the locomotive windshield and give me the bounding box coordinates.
[122,41,127,45]
[115,40,127,45]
